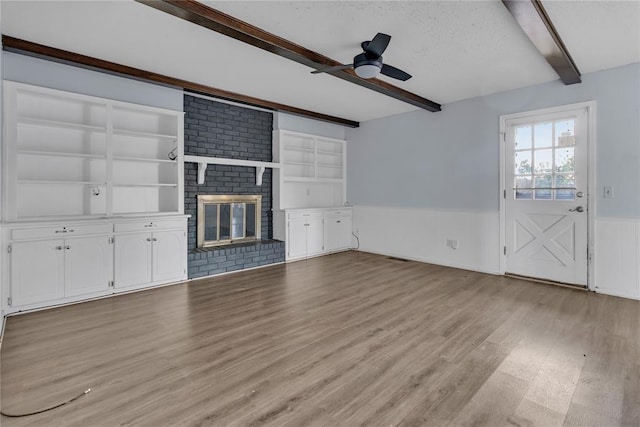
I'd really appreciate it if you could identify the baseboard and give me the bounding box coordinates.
[355,248,501,276]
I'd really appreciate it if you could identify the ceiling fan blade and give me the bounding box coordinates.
[380,64,412,81]
[364,33,391,58]
[311,64,353,74]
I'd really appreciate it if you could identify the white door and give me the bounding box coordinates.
[65,236,113,297]
[114,233,152,289]
[10,240,65,306]
[505,107,589,286]
[152,230,186,283]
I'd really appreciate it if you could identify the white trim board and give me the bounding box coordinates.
[499,101,597,289]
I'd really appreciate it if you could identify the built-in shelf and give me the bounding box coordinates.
[113,128,177,140]
[316,150,342,156]
[317,163,343,168]
[113,183,178,188]
[284,160,315,167]
[284,146,315,153]
[17,150,106,159]
[184,155,281,186]
[18,180,106,185]
[17,116,106,133]
[113,156,177,164]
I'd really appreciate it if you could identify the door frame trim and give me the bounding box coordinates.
[499,101,597,289]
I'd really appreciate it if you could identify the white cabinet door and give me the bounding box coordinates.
[306,218,324,256]
[65,236,113,297]
[10,240,65,306]
[152,230,186,283]
[337,215,353,250]
[287,220,308,260]
[114,233,152,289]
[324,216,341,252]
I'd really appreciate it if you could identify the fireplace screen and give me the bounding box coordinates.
[197,195,261,248]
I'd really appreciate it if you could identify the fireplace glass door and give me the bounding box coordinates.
[197,195,261,247]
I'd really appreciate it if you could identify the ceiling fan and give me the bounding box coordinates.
[311,32,412,81]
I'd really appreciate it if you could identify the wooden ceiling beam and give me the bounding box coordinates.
[2,35,359,128]
[502,0,581,85]
[136,0,442,113]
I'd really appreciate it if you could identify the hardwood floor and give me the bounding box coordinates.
[1,251,638,426]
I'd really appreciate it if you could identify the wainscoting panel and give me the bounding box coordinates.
[594,217,640,300]
[353,207,640,300]
[352,206,501,275]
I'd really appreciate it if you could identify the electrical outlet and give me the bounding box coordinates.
[306,188,310,196]
[446,239,459,250]
[354,228,360,236]
[603,186,614,198]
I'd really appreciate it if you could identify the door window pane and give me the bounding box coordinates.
[534,122,553,148]
[555,147,575,173]
[515,151,532,175]
[555,120,575,147]
[534,149,553,174]
[515,125,532,150]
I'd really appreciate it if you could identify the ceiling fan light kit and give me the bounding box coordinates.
[354,53,382,79]
[314,32,412,81]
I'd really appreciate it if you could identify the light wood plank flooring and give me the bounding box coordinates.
[1,251,639,426]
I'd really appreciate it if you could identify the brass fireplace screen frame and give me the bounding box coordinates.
[197,195,262,248]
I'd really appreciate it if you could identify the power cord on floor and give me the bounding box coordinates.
[0,388,91,418]
[352,232,360,250]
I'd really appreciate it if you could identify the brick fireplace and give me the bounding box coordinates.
[183,95,285,278]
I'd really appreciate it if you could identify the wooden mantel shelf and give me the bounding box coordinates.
[184,155,281,186]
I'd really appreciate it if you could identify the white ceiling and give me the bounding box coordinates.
[2,1,639,123]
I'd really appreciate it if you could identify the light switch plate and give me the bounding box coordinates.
[603,186,614,198]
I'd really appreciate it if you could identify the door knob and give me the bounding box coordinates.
[569,206,584,213]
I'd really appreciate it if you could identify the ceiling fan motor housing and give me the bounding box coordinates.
[353,52,382,78]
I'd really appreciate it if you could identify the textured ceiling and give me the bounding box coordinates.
[2,1,639,123]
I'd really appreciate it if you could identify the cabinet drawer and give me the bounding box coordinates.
[324,209,352,218]
[114,219,185,233]
[11,224,112,240]
[287,211,323,220]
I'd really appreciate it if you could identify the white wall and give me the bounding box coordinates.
[347,63,640,299]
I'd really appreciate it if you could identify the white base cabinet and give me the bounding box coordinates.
[2,216,188,314]
[10,239,65,306]
[274,207,352,261]
[114,228,186,290]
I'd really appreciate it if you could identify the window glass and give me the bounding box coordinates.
[204,204,218,241]
[231,203,245,239]
[534,122,553,148]
[246,204,256,238]
[219,204,231,240]
[513,117,576,200]
[515,125,532,150]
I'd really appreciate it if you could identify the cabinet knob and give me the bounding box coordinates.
[55,246,63,250]
[146,238,153,241]
[336,220,341,223]
[65,245,71,250]
[153,238,158,241]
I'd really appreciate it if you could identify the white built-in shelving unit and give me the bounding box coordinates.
[2,81,188,314]
[3,81,184,220]
[272,130,351,261]
[273,130,346,210]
